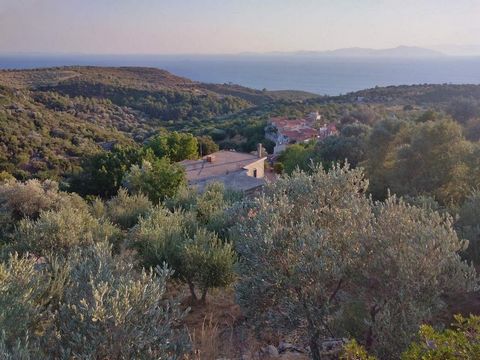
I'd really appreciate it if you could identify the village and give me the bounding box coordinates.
[179,112,338,193]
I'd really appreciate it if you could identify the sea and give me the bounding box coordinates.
[1,54,480,96]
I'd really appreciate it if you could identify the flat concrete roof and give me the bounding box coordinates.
[179,150,265,182]
[189,170,265,193]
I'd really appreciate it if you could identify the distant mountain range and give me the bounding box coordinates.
[252,46,446,58]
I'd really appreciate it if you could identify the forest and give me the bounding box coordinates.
[1,67,480,359]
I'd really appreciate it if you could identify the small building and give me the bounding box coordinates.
[318,123,338,140]
[306,111,322,123]
[179,146,267,193]
[266,114,337,154]
[267,116,320,154]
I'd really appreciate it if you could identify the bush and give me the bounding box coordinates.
[123,158,186,203]
[273,162,284,174]
[104,188,152,229]
[13,205,121,256]
[402,315,480,359]
[0,179,85,222]
[341,340,377,360]
[0,253,52,351]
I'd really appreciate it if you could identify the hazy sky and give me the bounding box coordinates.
[1,0,480,54]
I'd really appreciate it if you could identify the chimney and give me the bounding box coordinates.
[206,155,215,163]
[257,143,263,158]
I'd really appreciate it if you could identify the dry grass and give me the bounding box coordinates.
[177,286,309,359]
[183,287,242,359]
[188,314,223,359]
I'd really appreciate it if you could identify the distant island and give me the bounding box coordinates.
[254,46,445,58]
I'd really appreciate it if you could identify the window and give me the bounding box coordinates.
[253,169,258,178]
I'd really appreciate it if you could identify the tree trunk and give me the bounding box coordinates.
[188,281,198,301]
[309,334,322,360]
[200,287,208,304]
[365,305,378,352]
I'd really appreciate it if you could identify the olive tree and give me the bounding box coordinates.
[233,165,476,359]
[457,191,480,263]
[49,244,189,359]
[233,165,373,359]
[0,244,189,359]
[359,197,476,357]
[165,182,242,239]
[131,206,235,302]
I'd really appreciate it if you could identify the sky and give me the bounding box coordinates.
[1,0,480,55]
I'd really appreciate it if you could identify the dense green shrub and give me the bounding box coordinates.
[13,204,121,256]
[70,145,143,198]
[165,182,242,238]
[197,135,219,156]
[366,118,479,205]
[402,315,480,359]
[123,158,186,203]
[341,340,377,360]
[0,179,85,221]
[277,143,318,174]
[145,131,199,162]
[103,188,152,229]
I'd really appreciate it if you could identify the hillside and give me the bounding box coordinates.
[0,66,195,90]
[0,85,136,179]
[0,66,318,103]
[2,66,480,180]
[0,66,319,179]
[336,83,480,105]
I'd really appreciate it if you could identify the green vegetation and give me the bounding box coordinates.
[0,245,189,359]
[233,165,475,359]
[131,183,238,303]
[123,158,186,203]
[2,66,480,358]
[402,315,480,359]
[145,131,198,161]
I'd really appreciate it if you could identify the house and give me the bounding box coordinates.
[179,145,267,193]
[266,114,338,154]
[267,116,320,154]
[318,123,338,140]
[306,111,322,123]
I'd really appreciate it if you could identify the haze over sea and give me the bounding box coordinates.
[2,54,480,96]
